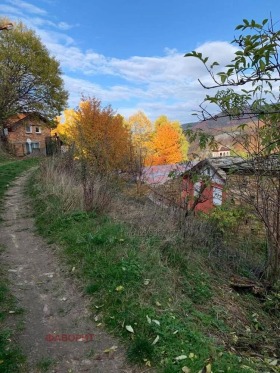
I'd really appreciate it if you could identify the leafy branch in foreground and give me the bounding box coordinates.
[184,17,280,284]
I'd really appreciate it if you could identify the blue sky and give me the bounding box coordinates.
[1,0,279,123]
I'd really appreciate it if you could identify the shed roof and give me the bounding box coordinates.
[185,155,280,179]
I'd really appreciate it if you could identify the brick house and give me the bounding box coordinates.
[2,113,51,156]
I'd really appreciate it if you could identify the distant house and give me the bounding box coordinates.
[212,146,231,158]
[1,113,51,157]
[182,156,244,213]
[182,155,280,214]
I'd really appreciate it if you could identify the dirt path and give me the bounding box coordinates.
[0,172,139,373]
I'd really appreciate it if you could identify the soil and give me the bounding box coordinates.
[0,172,141,373]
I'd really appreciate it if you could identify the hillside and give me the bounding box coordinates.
[182,113,259,157]
[182,113,258,133]
[24,158,280,373]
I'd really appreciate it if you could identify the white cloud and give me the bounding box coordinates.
[57,21,75,31]
[63,75,147,104]
[50,40,237,122]
[7,0,47,15]
[1,0,239,122]
[0,4,24,16]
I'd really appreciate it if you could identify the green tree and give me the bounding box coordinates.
[185,18,280,283]
[0,19,68,127]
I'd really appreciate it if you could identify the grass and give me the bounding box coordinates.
[0,251,27,373]
[0,158,39,206]
[0,157,39,373]
[36,357,54,372]
[28,166,280,373]
[0,149,16,165]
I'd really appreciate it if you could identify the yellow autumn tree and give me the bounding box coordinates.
[146,115,188,165]
[51,108,78,143]
[126,111,153,180]
[127,111,152,151]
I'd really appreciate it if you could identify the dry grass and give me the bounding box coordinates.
[38,156,114,213]
[110,185,179,239]
[39,157,84,211]
[38,156,266,279]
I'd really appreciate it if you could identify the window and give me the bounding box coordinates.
[213,187,222,206]
[35,126,41,134]
[31,142,40,150]
[205,167,211,176]
[194,181,201,197]
[25,124,32,133]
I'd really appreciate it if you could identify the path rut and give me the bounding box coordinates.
[0,171,139,373]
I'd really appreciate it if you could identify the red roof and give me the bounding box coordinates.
[4,112,48,130]
[5,113,28,127]
[143,163,195,184]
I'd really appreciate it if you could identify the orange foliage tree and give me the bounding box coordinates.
[56,97,132,173]
[146,116,188,165]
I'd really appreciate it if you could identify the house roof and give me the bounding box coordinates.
[185,155,280,180]
[4,112,48,130]
[184,156,244,181]
[143,163,195,184]
[212,146,230,152]
[232,154,280,175]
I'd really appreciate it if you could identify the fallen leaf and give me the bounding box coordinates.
[175,355,187,361]
[155,301,161,307]
[125,325,134,333]
[144,359,151,367]
[146,315,151,324]
[104,345,118,353]
[144,279,150,285]
[152,335,159,345]
[94,305,104,309]
[182,367,190,373]
[152,319,160,326]
[268,359,278,366]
